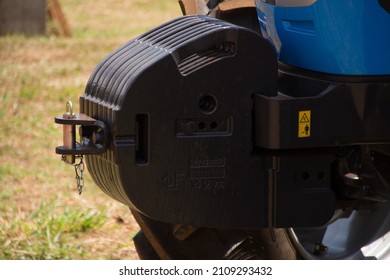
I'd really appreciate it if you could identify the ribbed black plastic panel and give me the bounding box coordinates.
[84,16,230,108]
[80,16,278,228]
[178,43,236,76]
[81,16,236,208]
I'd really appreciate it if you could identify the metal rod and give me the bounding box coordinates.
[63,101,76,164]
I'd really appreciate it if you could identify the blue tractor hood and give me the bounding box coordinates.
[255,0,390,75]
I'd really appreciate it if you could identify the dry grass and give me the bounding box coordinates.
[0,0,181,259]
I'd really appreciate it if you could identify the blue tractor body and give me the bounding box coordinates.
[255,0,390,75]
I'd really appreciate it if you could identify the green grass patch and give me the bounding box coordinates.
[0,200,107,260]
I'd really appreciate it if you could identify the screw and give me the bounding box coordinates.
[313,242,328,256]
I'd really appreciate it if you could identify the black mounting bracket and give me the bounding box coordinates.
[55,112,109,158]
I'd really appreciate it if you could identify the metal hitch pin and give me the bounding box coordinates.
[63,101,76,164]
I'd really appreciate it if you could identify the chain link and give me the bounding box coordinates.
[62,154,85,195]
[74,157,85,195]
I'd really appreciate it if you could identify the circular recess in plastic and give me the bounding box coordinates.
[199,95,217,114]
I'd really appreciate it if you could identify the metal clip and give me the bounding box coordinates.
[63,101,76,119]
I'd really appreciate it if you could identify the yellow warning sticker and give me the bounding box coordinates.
[298,110,311,138]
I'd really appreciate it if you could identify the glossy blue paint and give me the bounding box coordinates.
[255,0,390,75]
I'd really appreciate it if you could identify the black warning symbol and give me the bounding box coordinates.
[300,113,310,123]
